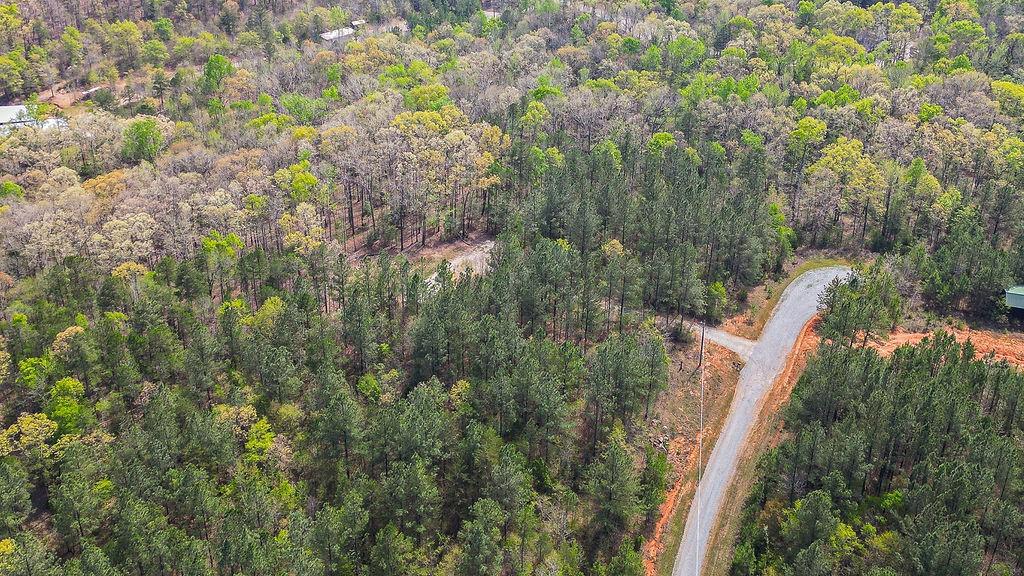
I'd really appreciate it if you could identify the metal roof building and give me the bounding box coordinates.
[320,27,355,43]
[0,105,31,126]
[1008,286,1024,310]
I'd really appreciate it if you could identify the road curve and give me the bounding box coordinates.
[672,266,852,576]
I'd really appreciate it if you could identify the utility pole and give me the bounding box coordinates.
[695,320,705,576]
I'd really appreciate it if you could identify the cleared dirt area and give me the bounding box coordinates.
[437,238,494,277]
[644,341,742,576]
[870,327,1024,367]
[37,82,84,109]
[345,231,494,279]
[420,237,494,284]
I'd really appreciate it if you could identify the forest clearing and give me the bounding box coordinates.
[870,327,1024,366]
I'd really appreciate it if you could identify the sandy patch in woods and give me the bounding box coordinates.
[37,83,82,109]
[345,231,493,274]
[869,327,1024,367]
[700,316,822,576]
[642,341,742,576]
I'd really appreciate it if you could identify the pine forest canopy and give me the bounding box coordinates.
[0,0,1022,573]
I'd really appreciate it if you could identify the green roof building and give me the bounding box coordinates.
[1007,286,1024,310]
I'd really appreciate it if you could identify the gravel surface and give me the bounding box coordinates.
[672,266,852,576]
[693,326,755,361]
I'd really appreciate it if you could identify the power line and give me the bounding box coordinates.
[696,321,705,576]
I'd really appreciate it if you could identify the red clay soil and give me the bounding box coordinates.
[644,434,694,573]
[870,328,1024,367]
[642,342,741,576]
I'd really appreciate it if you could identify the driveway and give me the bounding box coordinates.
[673,266,852,576]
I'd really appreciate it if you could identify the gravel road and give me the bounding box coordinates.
[693,325,755,361]
[672,266,852,576]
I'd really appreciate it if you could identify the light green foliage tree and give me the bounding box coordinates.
[122,119,164,163]
[59,26,84,70]
[0,3,23,51]
[45,377,91,435]
[993,80,1024,118]
[805,136,885,245]
[279,93,326,124]
[201,230,243,298]
[142,39,169,67]
[202,53,233,92]
[0,49,25,98]
[788,116,827,215]
[274,159,320,203]
[108,20,143,71]
[405,83,451,111]
[705,281,727,322]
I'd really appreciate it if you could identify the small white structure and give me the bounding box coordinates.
[320,27,355,43]
[352,19,367,27]
[0,105,64,132]
[0,105,32,127]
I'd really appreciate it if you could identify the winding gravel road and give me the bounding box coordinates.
[672,266,852,576]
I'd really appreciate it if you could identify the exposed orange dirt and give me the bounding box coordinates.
[642,341,742,576]
[870,327,1024,367]
[37,83,82,109]
[645,433,692,571]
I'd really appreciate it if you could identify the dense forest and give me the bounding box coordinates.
[731,267,1024,575]
[0,0,1023,572]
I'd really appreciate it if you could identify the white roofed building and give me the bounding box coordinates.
[320,27,355,44]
